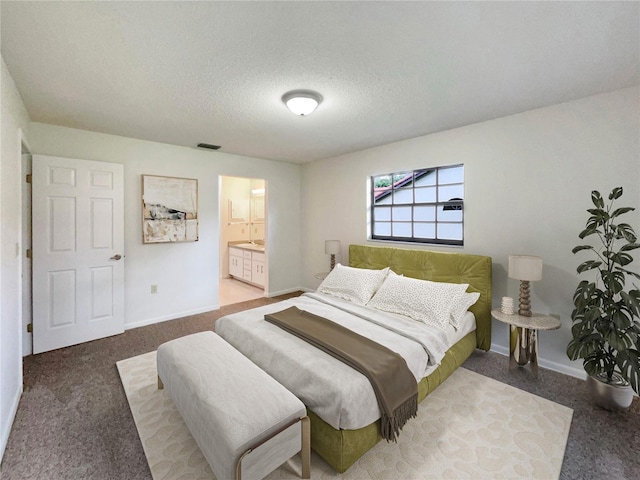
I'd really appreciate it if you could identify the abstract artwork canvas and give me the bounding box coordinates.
[142,175,198,243]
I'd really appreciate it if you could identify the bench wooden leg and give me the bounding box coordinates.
[234,415,311,480]
[157,376,164,390]
[300,415,310,479]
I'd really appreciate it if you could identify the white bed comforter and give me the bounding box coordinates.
[216,292,469,430]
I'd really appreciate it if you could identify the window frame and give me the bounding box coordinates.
[370,164,464,246]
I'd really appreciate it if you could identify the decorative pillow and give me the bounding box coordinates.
[450,292,480,330]
[317,264,389,305]
[367,271,469,330]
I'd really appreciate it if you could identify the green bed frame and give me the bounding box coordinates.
[308,244,493,473]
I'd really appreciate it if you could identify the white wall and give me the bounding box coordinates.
[27,123,302,330]
[0,58,30,460]
[301,86,640,378]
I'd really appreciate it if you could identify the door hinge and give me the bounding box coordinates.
[26,248,32,259]
[27,323,33,333]
[26,174,32,184]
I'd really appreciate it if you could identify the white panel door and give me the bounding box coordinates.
[32,155,124,354]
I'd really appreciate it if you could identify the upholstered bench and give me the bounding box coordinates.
[157,331,310,480]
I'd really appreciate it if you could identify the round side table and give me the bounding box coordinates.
[491,309,561,378]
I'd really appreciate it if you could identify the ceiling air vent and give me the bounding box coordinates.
[197,143,221,150]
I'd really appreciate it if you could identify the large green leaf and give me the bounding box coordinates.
[587,209,608,222]
[609,252,633,267]
[607,254,632,268]
[572,245,594,254]
[585,306,602,324]
[617,223,638,243]
[573,287,602,311]
[567,333,603,360]
[611,207,635,218]
[577,260,602,273]
[573,295,587,311]
[592,190,604,208]
[583,350,615,376]
[621,291,640,316]
[601,270,625,294]
[609,187,623,201]
[620,243,640,252]
[573,279,593,293]
[607,329,633,351]
[579,227,599,239]
[573,280,597,301]
[571,321,592,339]
[612,309,632,331]
[616,349,640,395]
[583,358,601,376]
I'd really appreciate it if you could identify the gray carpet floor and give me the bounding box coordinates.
[1,292,638,480]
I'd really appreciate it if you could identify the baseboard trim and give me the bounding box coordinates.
[490,343,588,380]
[125,304,219,330]
[0,383,23,463]
[266,287,306,297]
[123,287,310,330]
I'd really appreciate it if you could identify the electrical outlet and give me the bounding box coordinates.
[241,228,245,234]
[254,227,258,233]
[151,284,158,294]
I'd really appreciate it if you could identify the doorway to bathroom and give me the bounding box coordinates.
[219,176,267,306]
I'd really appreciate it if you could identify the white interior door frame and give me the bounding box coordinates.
[21,153,32,356]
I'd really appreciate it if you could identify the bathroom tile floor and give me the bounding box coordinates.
[219,277,264,306]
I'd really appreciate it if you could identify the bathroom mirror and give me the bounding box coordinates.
[228,198,248,222]
[251,196,265,223]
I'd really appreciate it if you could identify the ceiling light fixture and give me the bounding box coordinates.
[282,90,322,116]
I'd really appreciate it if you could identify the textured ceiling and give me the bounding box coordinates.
[2,2,639,164]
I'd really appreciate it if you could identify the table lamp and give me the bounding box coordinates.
[325,240,341,271]
[508,255,543,317]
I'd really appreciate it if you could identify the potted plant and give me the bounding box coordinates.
[568,187,640,410]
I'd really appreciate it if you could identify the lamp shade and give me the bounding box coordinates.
[508,255,543,281]
[324,240,341,255]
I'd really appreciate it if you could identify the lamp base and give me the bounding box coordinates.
[330,254,336,271]
[518,280,532,317]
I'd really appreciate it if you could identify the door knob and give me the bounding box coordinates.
[110,254,122,260]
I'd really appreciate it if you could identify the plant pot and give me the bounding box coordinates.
[586,372,634,411]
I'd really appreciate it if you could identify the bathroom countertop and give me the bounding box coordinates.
[229,242,266,252]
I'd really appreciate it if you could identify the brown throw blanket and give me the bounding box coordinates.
[264,306,417,442]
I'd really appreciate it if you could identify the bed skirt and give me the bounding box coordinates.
[307,330,478,473]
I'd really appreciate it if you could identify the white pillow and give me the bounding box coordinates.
[450,292,480,330]
[317,264,389,305]
[367,271,469,330]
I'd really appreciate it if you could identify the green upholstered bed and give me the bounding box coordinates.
[308,244,493,473]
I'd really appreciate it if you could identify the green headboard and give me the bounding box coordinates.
[349,244,492,351]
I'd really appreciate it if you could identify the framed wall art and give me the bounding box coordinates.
[142,175,198,243]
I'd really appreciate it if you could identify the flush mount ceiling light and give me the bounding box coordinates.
[282,90,322,116]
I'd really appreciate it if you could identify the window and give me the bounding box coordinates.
[370,165,464,246]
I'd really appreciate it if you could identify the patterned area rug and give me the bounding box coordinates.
[117,351,572,480]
